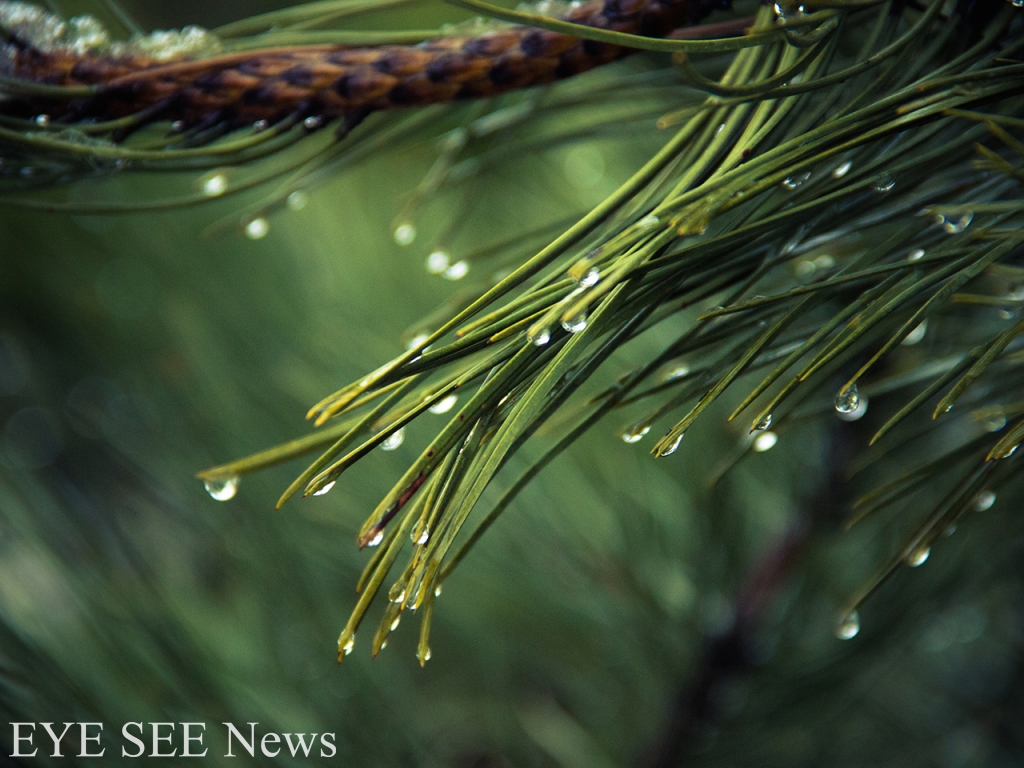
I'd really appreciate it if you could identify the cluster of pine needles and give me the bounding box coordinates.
[5,0,1024,663]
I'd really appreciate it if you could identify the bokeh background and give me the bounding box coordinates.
[2,1,1024,765]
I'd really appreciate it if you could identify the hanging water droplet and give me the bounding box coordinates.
[874,174,895,193]
[561,309,588,334]
[577,267,600,288]
[380,639,388,650]
[303,115,324,130]
[443,260,469,280]
[380,428,405,451]
[832,160,852,178]
[34,114,50,127]
[755,413,772,431]
[391,589,407,603]
[908,248,925,262]
[416,529,430,545]
[836,611,860,640]
[974,491,996,511]
[773,2,787,23]
[429,394,458,414]
[434,583,443,597]
[901,319,928,346]
[661,363,690,382]
[422,647,432,661]
[367,531,385,547]
[393,223,416,245]
[621,424,650,444]
[342,634,355,655]
[201,173,227,197]
[313,480,336,496]
[837,394,868,422]
[658,434,683,457]
[253,119,269,132]
[940,212,973,234]
[287,190,309,210]
[527,325,551,346]
[244,217,269,240]
[390,616,401,631]
[638,214,660,229]
[782,171,811,190]
[204,476,239,501]
[982,415,1007,432]
[993,443,1019,459]
[753,431,778,452]
[834,384,860,414]
[426,250,450,274]
[907,546,930,567]
[406,332,429,351]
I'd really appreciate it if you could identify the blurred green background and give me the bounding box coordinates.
[2,1,1024,766]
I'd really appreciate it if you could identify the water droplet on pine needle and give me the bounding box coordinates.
[380,428,405,451]
[527,324,551,346]
[393,223,416,245]
[367,531,385,547]
[303,115,324,130]
[974,491,996,511]
[874,174,895,193]
[34,114,50,127]
[901,319,928,346]
[835,384,860,414]
[561,309,588,334]
[621,424,650,443]
[244,217,269,239]
[406,333,429,350]
[253,119,269,132]
[577,267,600,288]
[755,413,772,431]
[287,190,309,210]
[429,394,458,414]
[836,611,860,640]
[782,171,811,189]
[907,546,930,567]
[201,173,227,197]
[442,261,469,280]
[416,530,430,545]
[753,431,778,452]
[204,476,238,501]
[313,480,335,496]
[940,212,973,234]
[908,248,925,262]
[390,616,401,631]
[658,434,683,456]
[342,634,355,655]
[832,161,852,178]
[426,250,450,274]
[638,214,660,229]
[434,583,443,597]
[661,363,690,382]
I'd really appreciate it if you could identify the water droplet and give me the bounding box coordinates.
[287,190,309,210]
[244,217,269,239]
[836,611,860,640]
[204,476,239,501]
[426,250,450,274]
[390,616,401,631]
[901,319,928,346]
[577,267,600,288]
[561,309,588,334]
[837,394,868,421]
[391,589,407,603]
[993,443,1019,459]
[313,480,336,496]
[393,223,416,246]
[974,491,996,511]
[429,394,458,414]
[434,583,443,597]
[303,115,324,130]
[421,647,432,661]
[755,414,772,431]
[379,640,387,650]
[773,2,787,23]
[416,529,430,545]
[874,174,895,193]
[201,173,227,197]
[944,523,957,537]
[380,428,405,451]
[34,114,50,127]
[1012,0,1023,8]
[832,160,852,178]
[527,325,551,346]
[661,363,690,382]
[621,424,651,444]
[443,260,469,280]
[658,434,683,456]
[908,248,925,262]
[753,431,778,452]
[638,214,660,229]
[907,546,930,567]
[367,531,385,547]
[171,120,185,132]
[795,260,816,279]
[782,171,811,189]
[940,212,973,234]
[835,384,860,414]
[253,119,269,132]
[982,415,1007,432]
[342,635,355,655]
[406,333,429,351]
